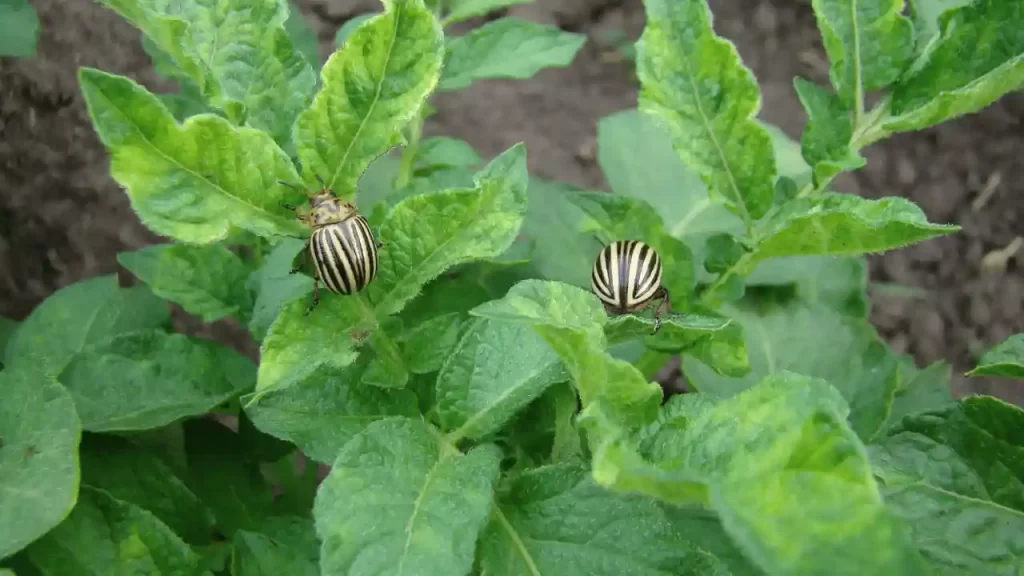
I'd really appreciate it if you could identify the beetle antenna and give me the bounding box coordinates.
[278,180,302,191]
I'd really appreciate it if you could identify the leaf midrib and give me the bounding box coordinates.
[493,505,541,576]
[395,453,445,576]
[446,358,561,442]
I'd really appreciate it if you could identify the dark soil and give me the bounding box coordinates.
[2,0,1022,402]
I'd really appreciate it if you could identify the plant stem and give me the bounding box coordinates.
[395,108,426,190]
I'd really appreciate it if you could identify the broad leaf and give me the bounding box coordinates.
[810,0,914,105]
[606,314,749,378]
[243,362,419,464]
[257,144,528,391]
[888,0,1024,132]
[58,330,256,432]
[415,137,482,172]
[745,255,870,319]
[443,0,532,24]
[79,434,214,545]
[793,78,865,184]
[296,0,444,196]
[97,0,316,147]
[4,275,169,378]
[315,418,502,576]
[908,0,973,51]
[517,178,604,288]
[26,487,205,575]
[401,312,470,374]
[247,238,314,341]
[479,460,733,575]
[438,318,568,443]
[881,359,955,432]
[683,297,899,440]
[232,516,319,576]
[440,19,586,91]
[636,0,777,224]
[0,367,81,560]
[118,243,253,323]
[967,333,1024,379]
[78,68,308,244]
[0,0,39,57]
[285,1,321,69]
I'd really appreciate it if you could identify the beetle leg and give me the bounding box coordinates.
[651,287,671,335]
[290,241,309,274]
[305,277,321,316]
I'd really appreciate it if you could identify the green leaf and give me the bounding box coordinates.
[243,362,419,464]
[606,314,749,378]
[0,317,19,369]
[183,419,273,537]
[440,19,586,91]
[78,68,308,244]
[881,359,955,432]
[443,0,532,24]
[334,13,377,48]
[637,372,927,575]
[0,367,81,560]
[636,0,777,225]
[98,0,316,148]
[26,486,205,575]
[888,0,1024,132]
[118,244,253,323]
[415,137,483,172]
[315,418,502,576]
[745,255,870,319]
[793,78,866,184]
[810,0,914,107]
[908,0,973,51]
[58,330,255,432]
[478,460,733,575]
[284,1,321,69]
[401,312,470,374]
[4,275,169,378]
[232,516,319,576]
[967,333,1024,378]
[296,0,444,196]
[246,238,314,341]
[703,233,747,275]
[683,297,899,441]
[79,434,215,545]
[438,318,568,443]
[257,144,528,391]
[0,0,39,57]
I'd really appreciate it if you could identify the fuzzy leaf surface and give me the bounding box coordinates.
[636,0,777,223]
[908,0,973,50]
[888,0,1024,132]
[78,68,307,244]
[440,19,586,91]
[118,243,253,323]
[605,314,749,378]
[315,418,502,576]
[257,144,528,391]
[0,367,81,560]
[232,517,319,576]
[810,0,914,104]
[246,238,314,340]
[296,0,444,196]
[437,318,568,442]
[243,363,419,464]
[967,333,1024,379]
[26,486,205,576]
[4,275,169,378]
[479,460,733,575]
[58,330,256,432]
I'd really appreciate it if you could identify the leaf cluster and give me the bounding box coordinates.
[3,0,1024,575]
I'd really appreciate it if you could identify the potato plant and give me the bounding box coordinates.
[2,0,1024,574]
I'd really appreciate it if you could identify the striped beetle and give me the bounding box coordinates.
[591,240,671,332]
[281,179,381,315]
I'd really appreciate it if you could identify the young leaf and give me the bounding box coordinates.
[810,0,914,109]
[442,0,532,25]
[247,238,314,341]
[0,367,81,560]
[0,0,39,57]
[58,330,256,432]
[314,418,502,576]
[683,298,899,440]
[440,19,586,91]
[478,460,733,575]
[437,318,568,443]
[296,0,444,196]
[78,68,307,244]
[635,0,777,226]
[4,275,169,378]
[79,434,215,545]
[118,243,254,323]
[97,0,316,147]
[793,78,866,184]
[888,0,1024,132]
[232,516,319,576]
[967,333,1024,378]
[26,486,204,575]
[257,144,528,391]
[243,362,419,464]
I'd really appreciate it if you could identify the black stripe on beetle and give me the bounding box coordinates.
[591,240,671,333]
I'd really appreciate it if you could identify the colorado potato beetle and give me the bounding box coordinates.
[281,179,381,315]
[591,240,671,332]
